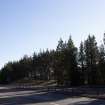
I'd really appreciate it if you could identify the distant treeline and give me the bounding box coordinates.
[1,34,105,86]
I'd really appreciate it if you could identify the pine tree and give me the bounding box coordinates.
[78,41,85,84]
[98,44,105,84]
[65,36,78,86]
[55,38,66,85]
[84,35,99,85]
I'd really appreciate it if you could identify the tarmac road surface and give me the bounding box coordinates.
[0,86,105,105]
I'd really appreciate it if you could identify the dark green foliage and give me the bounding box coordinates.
[78,41,85,85]
[84,35,99,85]
[1,34,105,86]
[54,38,66,85]
[64,36,79,86]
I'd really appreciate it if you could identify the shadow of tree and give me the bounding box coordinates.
[0,91,71,105]
[0,87,105,105]
[68,99,105,105]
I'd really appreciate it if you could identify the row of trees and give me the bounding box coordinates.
[0,34,105,86]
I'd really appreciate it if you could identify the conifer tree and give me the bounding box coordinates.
[78,41,85,84]
[84,35,99,85]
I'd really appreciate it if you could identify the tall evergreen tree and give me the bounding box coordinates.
[84,35,99,85]
[65,36,78,86]
[78,41,85,84]
[98,44,105,84]
[55,38,66,85]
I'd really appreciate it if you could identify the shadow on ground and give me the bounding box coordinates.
[68,99,105,105]
[0,90,71,105]
[0,87,105,105]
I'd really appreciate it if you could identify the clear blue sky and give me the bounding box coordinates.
[0,0,105,68]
